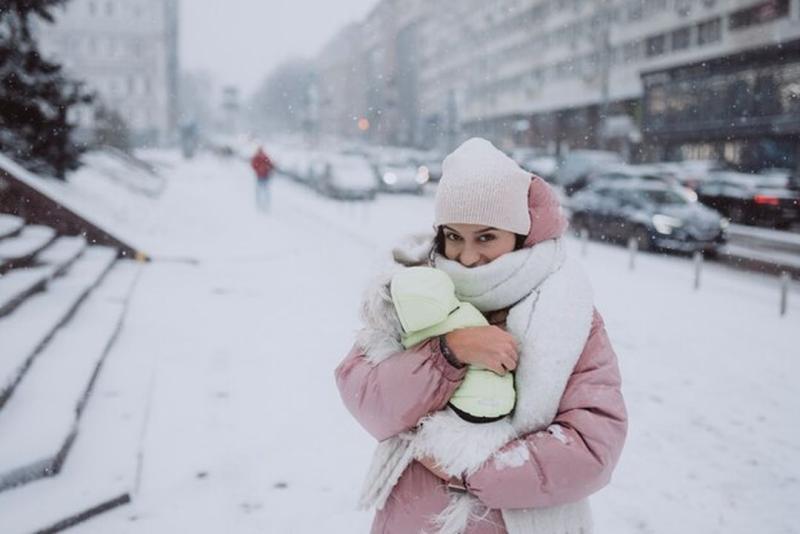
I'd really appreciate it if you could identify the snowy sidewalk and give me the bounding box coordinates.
[67,153,799,534]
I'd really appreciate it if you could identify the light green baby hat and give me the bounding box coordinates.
[390,266,516,421]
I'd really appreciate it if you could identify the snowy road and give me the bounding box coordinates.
[74,153,800,533]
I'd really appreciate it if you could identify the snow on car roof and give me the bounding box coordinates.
[594,177,675,191]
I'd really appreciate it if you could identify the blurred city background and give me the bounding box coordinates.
[0,1,799,533]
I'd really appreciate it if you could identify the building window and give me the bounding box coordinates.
[671,26,691,51]
[646,34,666,57]
[627,0,643,21]
[729,0,789,31]
[697,18,721,45]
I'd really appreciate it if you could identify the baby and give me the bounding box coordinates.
[390,266,516,423]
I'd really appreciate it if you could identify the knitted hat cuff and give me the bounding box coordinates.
[434,138,532,235]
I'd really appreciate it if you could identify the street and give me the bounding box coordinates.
[58,151,800,534]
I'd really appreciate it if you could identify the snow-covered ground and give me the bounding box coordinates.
[41,151,799,533]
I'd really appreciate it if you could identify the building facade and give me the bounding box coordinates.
[37,0,180,146]
[315,0,428,146]
[317,0,800,168]
[316,23,367,140]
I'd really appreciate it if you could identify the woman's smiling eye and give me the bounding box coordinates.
[445,232,462,241]
[478,234,496,242]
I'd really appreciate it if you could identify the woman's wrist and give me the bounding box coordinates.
[439,335,466,369]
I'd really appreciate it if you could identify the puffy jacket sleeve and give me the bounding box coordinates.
[464,310,627,509]
[335,339,468,441]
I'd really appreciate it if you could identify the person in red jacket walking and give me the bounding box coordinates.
[251,146,274,212]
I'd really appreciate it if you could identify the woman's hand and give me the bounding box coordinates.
[444,326,518,375]
[417,455,450,481]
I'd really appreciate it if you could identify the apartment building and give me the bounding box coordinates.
[317,0,799,167]
[37,0,180,146]
[421,0,799,166]
[316,24,367,139]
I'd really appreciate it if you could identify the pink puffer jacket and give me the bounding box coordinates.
[335,309,627,534]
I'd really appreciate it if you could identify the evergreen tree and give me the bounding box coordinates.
[0,0,92,179]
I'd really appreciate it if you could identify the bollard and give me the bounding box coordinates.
[628,237,637,271]
[780,271,790,317]
[693,251,703,290]
[580,228,589,257]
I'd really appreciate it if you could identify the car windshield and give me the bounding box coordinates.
[337,159,372,174]
[629,188,687,205]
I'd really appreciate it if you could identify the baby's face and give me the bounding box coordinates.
[441,224,518,267]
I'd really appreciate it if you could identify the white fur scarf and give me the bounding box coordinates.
[356,237,595,534]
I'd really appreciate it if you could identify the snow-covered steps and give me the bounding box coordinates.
[36,235,87,272]
[0,214,24,240]
[0,262,148,532]
[0,259,140,493]
[0,265,57,318]
[0,236,88,319]
[0,247,117,409]
[0,225,56,272]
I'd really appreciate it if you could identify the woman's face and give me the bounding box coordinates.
[441,224,518,267]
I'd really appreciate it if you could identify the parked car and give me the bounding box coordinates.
[554,150,624,195]
[694,172,800,228]
[373,158,429,194]
[521,155,559,181]
[586,164,698,201]
[758,167,800,190]
[414,157,443,182]
[569,180,728,254]
[304,154,330,189]
[275,149,313,183]
[663,159,728,190]
[316,154,377,200]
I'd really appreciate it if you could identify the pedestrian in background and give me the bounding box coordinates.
[250,146,273,212]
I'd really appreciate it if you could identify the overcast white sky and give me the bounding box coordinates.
[180,0,377,97]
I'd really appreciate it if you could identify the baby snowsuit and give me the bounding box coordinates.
[390,266,516,422]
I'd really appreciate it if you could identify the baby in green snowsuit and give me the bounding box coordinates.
[390,266,516,423]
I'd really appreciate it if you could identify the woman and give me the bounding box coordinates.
[335,138,627,534]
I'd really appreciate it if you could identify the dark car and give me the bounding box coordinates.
[694,172,800,229]
[588,165,686,188]
[569,180,728,254]
[554,150,624,196]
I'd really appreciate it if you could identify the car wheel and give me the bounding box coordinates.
[632,226,653,252]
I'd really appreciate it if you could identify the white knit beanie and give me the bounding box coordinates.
[434,138,532,235]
